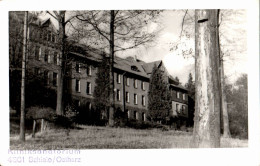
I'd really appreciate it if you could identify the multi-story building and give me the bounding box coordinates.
[9,12,190,126]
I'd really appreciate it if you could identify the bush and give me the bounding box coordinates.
[26,106,55,121]
[125,119,169,131]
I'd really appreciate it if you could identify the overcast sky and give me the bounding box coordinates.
[43,10,247,85]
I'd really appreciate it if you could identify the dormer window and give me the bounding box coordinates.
[131,65,140,72]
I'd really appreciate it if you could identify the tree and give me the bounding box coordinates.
[45,11,80,115]
[185,73,195,126]
[148,65,171,123]
[226,74,248,139]
[192,10,221,148]
[20,11,28,142]
[93,55,110,120]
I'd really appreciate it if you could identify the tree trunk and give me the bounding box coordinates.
[108,10,115,126]
[56,11,66,115]
[19,11,28,142]
[32,120,36,138]
[220,59,231,138]
[192,9,221,148]
[41,119,44,133]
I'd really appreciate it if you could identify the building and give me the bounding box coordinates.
[9,12,190,126]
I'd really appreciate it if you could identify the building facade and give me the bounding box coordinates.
[9,12,190,126]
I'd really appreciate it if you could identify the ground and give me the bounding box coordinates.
[10,125,248,149]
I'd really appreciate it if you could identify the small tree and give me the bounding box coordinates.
[93,55,110,122]
[148,65,171,123]
[185,73,195,127]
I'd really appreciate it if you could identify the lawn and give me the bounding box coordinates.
[10,125,248,149]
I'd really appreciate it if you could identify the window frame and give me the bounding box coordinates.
[86,82,92,95]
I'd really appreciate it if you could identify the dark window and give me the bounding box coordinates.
[35,46,40,60]
[86,82,91,94]
[75,79,80,92]
[47,31,52,41]
[76,63,80,73]
[116,89,120,101]
[44,49,49,62]
[142,95,145,106]
[53,52,58,65]
[51,34,56,42]
[142,112,145,121]
[53,72,57,86]
[134,111,137,120]
[44,71,49,85]
[86,65,91,76]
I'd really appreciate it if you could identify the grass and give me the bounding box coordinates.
[10,125,248,149]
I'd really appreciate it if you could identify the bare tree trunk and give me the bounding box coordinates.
[56,11,66,115]
[192,9,221,148]
[20,11,28,142]
[220,59,231,138]
[32,120,36,138]
[108,10,115,126]
[41,119,44,133]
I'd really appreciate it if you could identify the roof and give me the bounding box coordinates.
[142,60,162,74]
[114,56,150,79]
[169,83,188,91]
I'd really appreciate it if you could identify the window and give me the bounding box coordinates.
[53,52,58,65]
[176,104,180,113]
[142,95,145,106]
[44,49,49,62]
[47,51,51,63]
[75,79,80,92]
[126,92,130,103]
[182,105,185,114]
[177,92,180,99]
[35,46,40,60]
[142,113,145,121]
[141,81,145,90]
[53,72,57,86]
[43,31,47,40]
[126,77,130,86]
[116,89,121,101]
[183,94,186,100]
[75,100,80,107]
[134,111,138,120]
[127,110,130,119]
[51,34,56,42]
[117,73,121,83]
[34,67,39,75]
[86,82,91,94]
[134,79,138,88]
[44,71,50,85]
[47,31,52,41]
[134,94,138,105]
[76,63,81,73]
[86,65,91,76]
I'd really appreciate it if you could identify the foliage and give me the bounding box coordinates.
[226,74,248,139]
[125,119,169,130]
[26,106,55,121]
[148,65,171,122]
[185,73,195,126]
[93,56,110,113]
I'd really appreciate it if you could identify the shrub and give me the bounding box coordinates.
[26,106,55,121]
[125,119,169,131]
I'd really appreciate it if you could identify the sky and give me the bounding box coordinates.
[40,10,247,85]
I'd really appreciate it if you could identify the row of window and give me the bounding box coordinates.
[176,91,186,101]
[176,104,186,114]
[34,46,60,65]
[30,28,57,43]
[127,110,146,121]
[34,69,58,86]
[75,63,92,76]
[116,89,146,106]
[116,73,146,90]
[75,79,92,95]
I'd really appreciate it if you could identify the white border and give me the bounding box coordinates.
[0,0,259,166]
